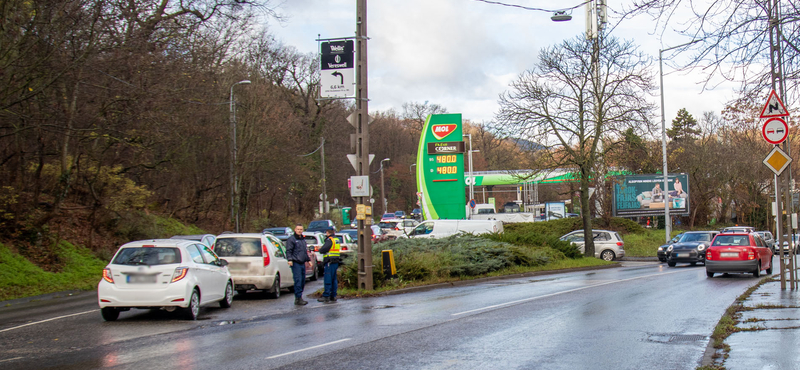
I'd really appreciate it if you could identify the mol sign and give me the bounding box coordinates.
[415,114,466,220]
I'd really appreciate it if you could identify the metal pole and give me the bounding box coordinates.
[380,158,389,215]
[229,80,250,233]
[321,137,328,215]
[356,0,374,290]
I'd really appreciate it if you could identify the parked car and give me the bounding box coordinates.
[657,233,684,262]
[559,229,626,261]
[213,233,304,297]
[262,227,293,241]
[394,210,406,219]
[340,228,359,243]
[333,232,357,259]
[705,232,773,278]
[97,239,234,321]
[408,220,503,239]
[307,220,336,233]
[721,226,755,233]
[755,231,775,250]
[303,232,327,277]
[169,234,216,248]
[666,231,719,267]
[371,225,391,244]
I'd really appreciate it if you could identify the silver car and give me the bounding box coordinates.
[560,229,626,261]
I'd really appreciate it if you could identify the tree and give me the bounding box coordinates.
[496,35,655,257]
[666,108,700,141]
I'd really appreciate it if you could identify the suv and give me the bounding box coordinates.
[559,229,625,261]
[213,233,314,298]
[307,220,336,233]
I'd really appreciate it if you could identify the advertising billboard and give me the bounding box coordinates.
[612,174,690,217]
[415,114,466,220]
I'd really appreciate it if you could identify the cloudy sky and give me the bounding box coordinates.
[266,0,739,130]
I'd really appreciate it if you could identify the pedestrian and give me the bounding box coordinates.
[285,224,310,305]
[317,228,341,304]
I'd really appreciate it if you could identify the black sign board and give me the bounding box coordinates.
[427,141,466,155]
[321,40,354,70]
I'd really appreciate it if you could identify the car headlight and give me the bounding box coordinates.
[697,244,706,251]
[667,245,673,252]
[657,246,663,251]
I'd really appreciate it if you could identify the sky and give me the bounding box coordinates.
[265,0,741,133]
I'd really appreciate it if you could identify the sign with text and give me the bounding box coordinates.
[612,174,690,217]
[427,141,466,155]
[416,114,466,220]
[320,40,354,98]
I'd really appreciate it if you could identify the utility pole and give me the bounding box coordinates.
[355,0,374,290]
[320,137,328,215]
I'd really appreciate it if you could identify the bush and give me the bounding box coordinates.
[338,235,552,289]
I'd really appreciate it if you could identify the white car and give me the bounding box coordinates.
[333,233,357,259]
[559,229,626,261]
[97,239,234,321]
[303,232,327,277]
[213,233,297,298]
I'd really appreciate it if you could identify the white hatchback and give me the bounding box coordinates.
[97,239,234,321]
[213,233,294,298]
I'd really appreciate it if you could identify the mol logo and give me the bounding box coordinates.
[431,124,457,140]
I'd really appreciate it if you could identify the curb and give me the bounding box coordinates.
[1,289,92,307]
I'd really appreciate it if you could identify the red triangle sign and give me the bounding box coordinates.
[760,90,790,118]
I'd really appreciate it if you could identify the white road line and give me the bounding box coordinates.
[0,357,25,363]
[266,338,352,359]
[452,269,687,316]
[0,309,98,334]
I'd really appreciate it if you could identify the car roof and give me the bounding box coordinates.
[216,233,265,238]
[684,231,716,234]
[120,239,194,248]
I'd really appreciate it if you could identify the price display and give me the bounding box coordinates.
[436,166,458,175]
[435,155,457,163]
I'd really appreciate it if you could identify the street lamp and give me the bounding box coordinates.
[230,79,251,232]
[380,158,390,215]
[659,40,700,242]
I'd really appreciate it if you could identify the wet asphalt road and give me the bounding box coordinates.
[0,261,767,370]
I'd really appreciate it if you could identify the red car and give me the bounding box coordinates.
[705,232,773,278]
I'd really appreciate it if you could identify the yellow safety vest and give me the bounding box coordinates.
[323,238,341,258]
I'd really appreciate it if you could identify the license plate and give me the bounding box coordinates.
[676,253,688,257]
[126,274,157,284]
[720,252,738,258]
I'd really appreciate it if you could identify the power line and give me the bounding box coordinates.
[472,0,590,12]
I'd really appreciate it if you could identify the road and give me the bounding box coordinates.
[0,260,766,369]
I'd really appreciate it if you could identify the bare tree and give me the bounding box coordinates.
[496,35,655,257]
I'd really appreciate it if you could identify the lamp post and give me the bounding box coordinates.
[230,79,251,233]
[380,158,390,215]
[659,40,700,242]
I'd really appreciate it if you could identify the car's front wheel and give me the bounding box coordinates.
[667,261,676,267]
[220,281,233,308]
[101,307,120,321]
[600,250,615,261]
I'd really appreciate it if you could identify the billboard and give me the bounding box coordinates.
[612,174,690,217]
[416,114,466,220]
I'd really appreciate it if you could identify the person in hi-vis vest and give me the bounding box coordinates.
[317,228,341,303]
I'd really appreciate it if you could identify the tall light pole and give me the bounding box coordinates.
[380,158,390,215]
[230,79,251,233]
[659,40,700,242]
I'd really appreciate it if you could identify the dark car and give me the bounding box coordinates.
[410,208,422,220]
[394,210,406,219]
[666,231,719,267]
[262,227,292,241]
[657,233,684,262]
[340,228,358,243]
[307,220,336,233]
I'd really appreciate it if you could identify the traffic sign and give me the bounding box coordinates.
[320,40,355,98]
[469,199,476,208]
[760,90,790,118]
[763,146,792,176]
[762,117,789,144]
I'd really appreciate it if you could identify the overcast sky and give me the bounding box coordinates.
[266,0,739,131]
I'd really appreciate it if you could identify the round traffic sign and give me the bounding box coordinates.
[762,117,788,145]
[469,199,476,208]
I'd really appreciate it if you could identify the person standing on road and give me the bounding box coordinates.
[317,228,341,304]
[285,224,310,306]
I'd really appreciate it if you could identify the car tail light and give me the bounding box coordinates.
[102,268,114,284]
[394,227,400,231]
[616,242,623,246]
[142,245,155,248]
[262,244,271,266]
[706,252,712,260]
[747,251,755,260]
[315,245,320,252]
[341,246,348,251]
[171,267,189,282]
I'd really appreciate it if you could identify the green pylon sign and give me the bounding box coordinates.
[415,114,466,220]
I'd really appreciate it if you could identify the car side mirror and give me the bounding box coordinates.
[219,259,229,267]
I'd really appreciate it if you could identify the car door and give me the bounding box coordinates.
[564,232,586,253]
[198,244,227,302]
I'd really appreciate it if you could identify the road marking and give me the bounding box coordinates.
[266,338,352,359]
[452,269,687,316]
[0,309,98,334]
[0,357,24,363]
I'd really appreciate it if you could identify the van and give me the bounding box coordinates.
[408,220,503,239]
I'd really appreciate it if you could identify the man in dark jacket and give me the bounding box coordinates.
[285,224,310,305]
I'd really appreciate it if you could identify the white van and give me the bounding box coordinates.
[408,220,503,239]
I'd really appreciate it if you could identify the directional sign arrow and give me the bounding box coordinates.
[331,71,344,84]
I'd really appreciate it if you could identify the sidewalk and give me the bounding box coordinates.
[708,278,800,369]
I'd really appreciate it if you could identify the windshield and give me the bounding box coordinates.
[681,233,712,242]
[112,247,181,265]
[308,221,328,229]
[265,228,287,235]
[379,222,398,229]
[214,237,262,257]
[712,235,751,246]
